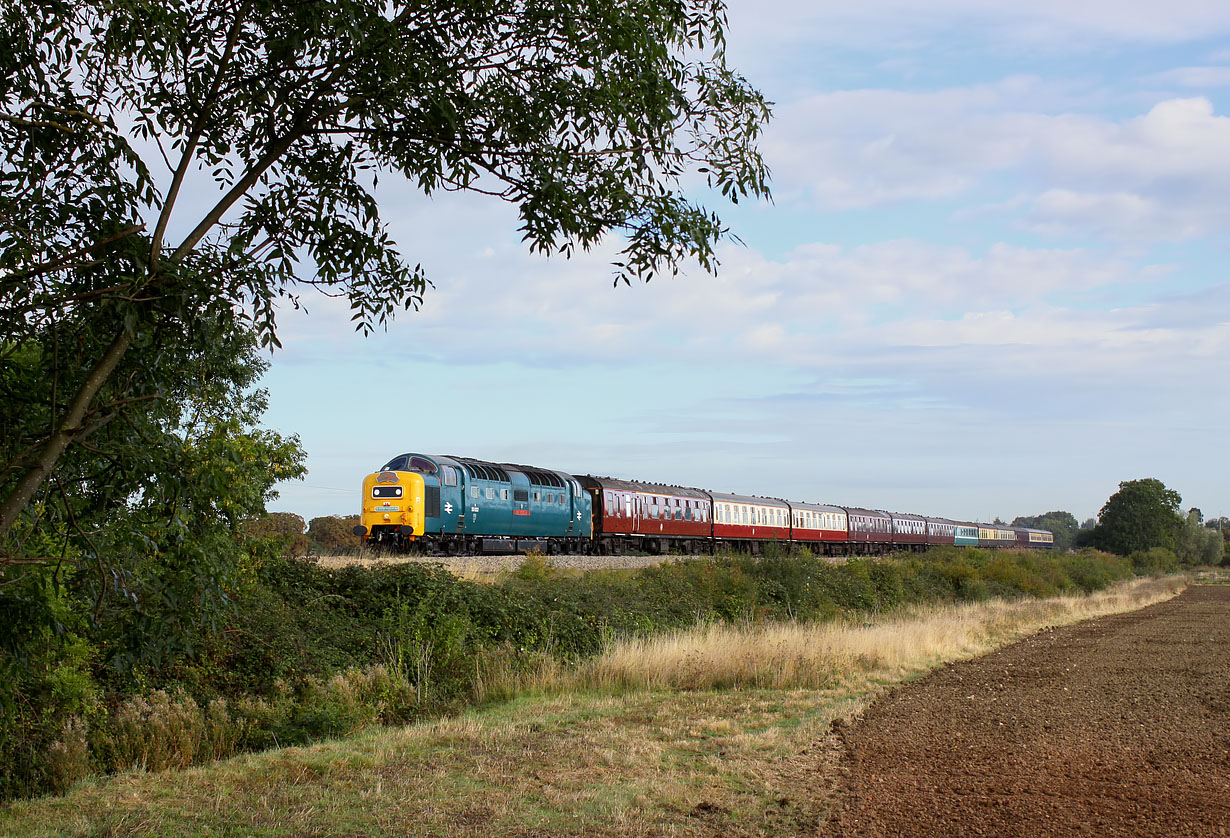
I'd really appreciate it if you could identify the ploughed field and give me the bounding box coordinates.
[827,585,1230,837]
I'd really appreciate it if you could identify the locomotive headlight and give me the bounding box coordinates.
[383,513,391,521]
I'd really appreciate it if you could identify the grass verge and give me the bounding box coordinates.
[0,575,1186,837]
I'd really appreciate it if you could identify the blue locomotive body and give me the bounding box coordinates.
[356,452,592,553]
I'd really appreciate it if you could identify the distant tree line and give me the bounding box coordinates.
[1017,478,1224,570]
[243,512,362,556]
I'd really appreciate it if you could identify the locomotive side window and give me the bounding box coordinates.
[471,487,479,499]
[486,487,495,499]
[442,466,458,487]
[372,486,403,498]
[515,489,528,502]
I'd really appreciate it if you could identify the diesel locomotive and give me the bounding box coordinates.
[354,452,1054,555]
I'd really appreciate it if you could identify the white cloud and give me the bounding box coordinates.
[766,84,1230,242]
[765,79,1044,209]
[273,229,1220,404]
[1149,66,1230,88]
[728,0,1230,55]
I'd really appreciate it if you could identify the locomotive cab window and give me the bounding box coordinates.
[442,466,458,487]
[372,486,403,498]
[407,457,437,474]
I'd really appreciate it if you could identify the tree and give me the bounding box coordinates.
[0,312,305,796]
[2,312,306,669]
[1012,510,1079,551]
[0,0,771,543]
[1090,478,1183,557]
[1175,509,1225,567]
[244,512,309,557]
[308,515,363,553]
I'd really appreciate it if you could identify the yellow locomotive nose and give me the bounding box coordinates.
[360,471,427,545]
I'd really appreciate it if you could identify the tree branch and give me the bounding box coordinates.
[150,3,249,271]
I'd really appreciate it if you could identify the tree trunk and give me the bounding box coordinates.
[0,329,133,541]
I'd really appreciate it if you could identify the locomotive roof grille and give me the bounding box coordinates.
[454,458,510,482]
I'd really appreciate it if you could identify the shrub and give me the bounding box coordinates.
[1129,547,1179,575]
[1,546,1142,800]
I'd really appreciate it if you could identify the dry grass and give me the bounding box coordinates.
[0,576,1187,838]
[309,553,519,583]
[573,575,1187,693]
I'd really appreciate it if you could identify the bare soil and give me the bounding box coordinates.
[826,585,1230,837]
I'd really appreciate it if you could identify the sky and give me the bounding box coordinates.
[260,0,1229,526]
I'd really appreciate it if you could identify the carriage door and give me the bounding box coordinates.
[626,494,637,533]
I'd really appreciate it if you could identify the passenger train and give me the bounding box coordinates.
[354,452,1054,555]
